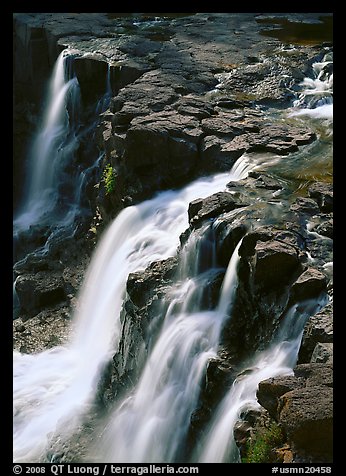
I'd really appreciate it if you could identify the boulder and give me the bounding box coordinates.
[248,171,283,190]
[254,240,300,290]
[74,56,109,103]
[110,70,180,115]
[257,363,333,462]
[289,267,327,302]
[188,192,246,228]
[290,197,320,216]
[315,217,333,239]
[218,123,316,157]
[201,112,259,137]
[257,375,305,419]
[200,135,239,171]
[298,303,333,363]
[109,59,149,94]
[127,257,178,308]
[293,362,333,388]
[310,343,333,364]
[124,111,202,184]
[278,386,333,460]
[214,215,249,267]
[308,182,333,213]
[238,227,274,257]
[15,272,67,317]
[175,95,215,119]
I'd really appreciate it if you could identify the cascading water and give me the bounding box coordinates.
[195,296,328,463]
[13,49,112,269]
[13,31,333,465]
[93,233,242,463]
[13,153,255,463]
[289,50,333,124]
[14,50,81,232]
[193,48,334,464]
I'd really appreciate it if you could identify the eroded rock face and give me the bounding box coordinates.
[102,257,178,404]
[257,375,306,419]
[289,267,327,302]
[13,12,322,228]
[279,386,333,461]
[298,303,333,363]
[13,12,333,464]
[277,363,333,462]
[257,349,333,462]
[308,182,333,213]
[15,272,67,318]
[188,192,246,228]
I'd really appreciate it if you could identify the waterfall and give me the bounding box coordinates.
[14,50,81,233]
[196,296,328,463]
[13,35,332,465]
[193,50,334,464]
[93,236,242,463]
[13,153,257,463]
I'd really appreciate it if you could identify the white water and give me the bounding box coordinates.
[193,52,334,463]
[196,297,327,463]
[93,233,242,463]
[13,153,256,463]
[13,42,333,465]
[14,50,81,233]
[289,51,333,123]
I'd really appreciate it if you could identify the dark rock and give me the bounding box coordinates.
[213,98,252,109]
[188,192,246,228]
[315,218,333,239]
[109,59,149,94]
[234,420,252,448]
[257,363,333,462]
[293,363,333,388]
[103,257,179,404]
[124,111,201,187]
[127,257,178,308]
[254,240,300,290]
[194,269,226,311]
[219,226,306,361]
[275,230,304,252]
[15,324,26,333]
[278,386,333,460]
[290,197,320,216]
[298,303,333,363]
[257,375,305,419]
[252,173,283,190]
[110,70,180,115]
[200,135,226,160]
[308,182,333,213]
[218,134,250,159]
[74,56,109,103]
[15,272,67,317]
[175,95,215,119]
[237,124,316,155]
[201,114,249,137]
[289,267,327,303]
[216,55,308,105]
[310,343,333,364]
[214,215,249,267]
[238,227,274,257]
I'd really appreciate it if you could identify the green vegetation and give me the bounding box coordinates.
[242,422,285,463]
[103,164,116,195]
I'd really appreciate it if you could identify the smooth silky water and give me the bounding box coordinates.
[13,43,332,463]
[13,151,259,462]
